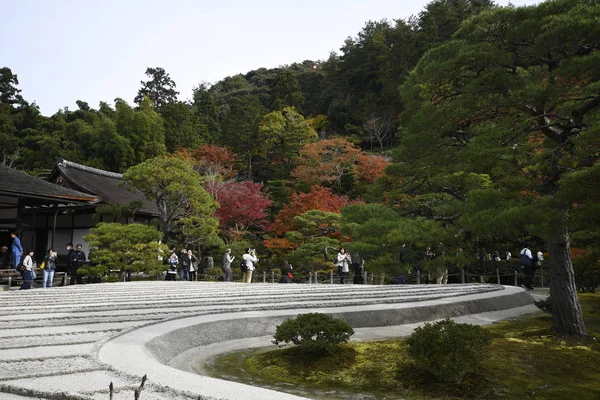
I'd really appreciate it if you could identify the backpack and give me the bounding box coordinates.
[240,260,248,273]
[519,249,533,267]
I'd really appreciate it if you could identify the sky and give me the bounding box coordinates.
[2,0,542,116]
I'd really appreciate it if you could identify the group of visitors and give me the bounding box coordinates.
[334,248,365,284]
[165,247,198,281]
[3,231,87,290]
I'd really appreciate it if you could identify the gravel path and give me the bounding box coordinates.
[0,281,529,399]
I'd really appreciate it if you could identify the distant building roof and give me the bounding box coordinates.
[0,164,98,203]
[49,159,159,216]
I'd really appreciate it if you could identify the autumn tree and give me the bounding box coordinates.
[292,138,361,190]
[214,180,272,236]
[272,185,351,236]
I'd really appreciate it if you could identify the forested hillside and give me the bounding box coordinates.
[1,0,598,336]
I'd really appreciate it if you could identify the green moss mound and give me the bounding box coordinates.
[205,294,600,399]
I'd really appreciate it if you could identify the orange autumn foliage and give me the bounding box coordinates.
[355,153,391,184]
[272,185,351,236]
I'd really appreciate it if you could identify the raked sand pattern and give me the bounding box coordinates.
[0,282,534,399]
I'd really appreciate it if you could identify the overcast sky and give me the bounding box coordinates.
[2,0,541,116]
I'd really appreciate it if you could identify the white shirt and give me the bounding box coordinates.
[23,254,33,271]
[242,253,258,271]
[537,251,544,261]
[520,248,532,259]
[336,252,351,273]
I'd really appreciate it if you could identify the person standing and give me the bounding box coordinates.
[279,260,293,283]
[519,245,535,291]
[70,244,86,285]
[336,248,351,284]
[166,251,178,281]
[66,243,74,280]
[179,248,190,281]
[10,231,23,270]
[0,246,10,269]
[42,249,57,288]
[222,248,234,282]
[20,249,34,290]
[187,249,198,281]
[242,248,258,283]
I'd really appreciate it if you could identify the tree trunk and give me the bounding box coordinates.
[548,232,588,338]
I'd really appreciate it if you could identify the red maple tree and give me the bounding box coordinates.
[214,181,272,233]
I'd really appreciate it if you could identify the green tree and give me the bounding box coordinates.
[396,0,600,337]
[123,157,219,245]
[271,70,305,111]
[134,67,179,110]
[257,107,317,180]
[83,223,167,279]
[161,100,207,152]
[220,94,267,179]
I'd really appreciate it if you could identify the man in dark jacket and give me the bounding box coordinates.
[70,244,86,285]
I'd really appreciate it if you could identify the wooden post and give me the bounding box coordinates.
[514,270,518,286]
[271,271,275,283]
[540,265,544,288]
[262,271,266,283]
[480,275,484,283]
[8,276,11,287]
[496,268,501,285]
[416,269,421,285]
[461,269,465,284]
[363,271,368,284]
[330,270,334,284]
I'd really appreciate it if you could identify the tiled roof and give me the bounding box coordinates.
[0,164,98,203]
[50,160,160,216]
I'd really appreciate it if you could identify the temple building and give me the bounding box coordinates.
[0,160,159,265]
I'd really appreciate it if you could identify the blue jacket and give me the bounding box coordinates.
[11,236,22,256]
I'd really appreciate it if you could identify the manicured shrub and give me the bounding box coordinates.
[534,296,552,314]
[273,313,354,354]
[405,319,492,384]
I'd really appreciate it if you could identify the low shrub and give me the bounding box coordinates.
[405,319,492,384]
[273,313,354,354]
[534,296,552,314]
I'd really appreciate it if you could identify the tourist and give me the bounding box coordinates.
[279,260,293,283]
[165,251,178,281]
[66,243,74,279]
[0,245,10,269]
[179,248,190,281]
[42,249,57,288]
[519,244,535,291]
[352,252,365,284]
[536,250,544,267]
[70,244,86,285]
[222,248,234,282]
[505,250,512,263]
[20,249,34,290]
[242,248,258,283]
[336,248,351,284]
[187,249,198,281]
[10,231,23,270]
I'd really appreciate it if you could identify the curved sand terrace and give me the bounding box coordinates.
[0,282,535,399]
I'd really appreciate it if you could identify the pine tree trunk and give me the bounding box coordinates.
[548,232,588,338]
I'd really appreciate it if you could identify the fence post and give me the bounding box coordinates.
[330,271,334,284]
[514,270,518,286]
[416,270,421,285]
[461,269,465,284]
[540,266,544,288]
[480,275,484,283]
[262,271,266,283]
[363,271,368,284]
[271,271,275,283]
[496,268,501,285]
